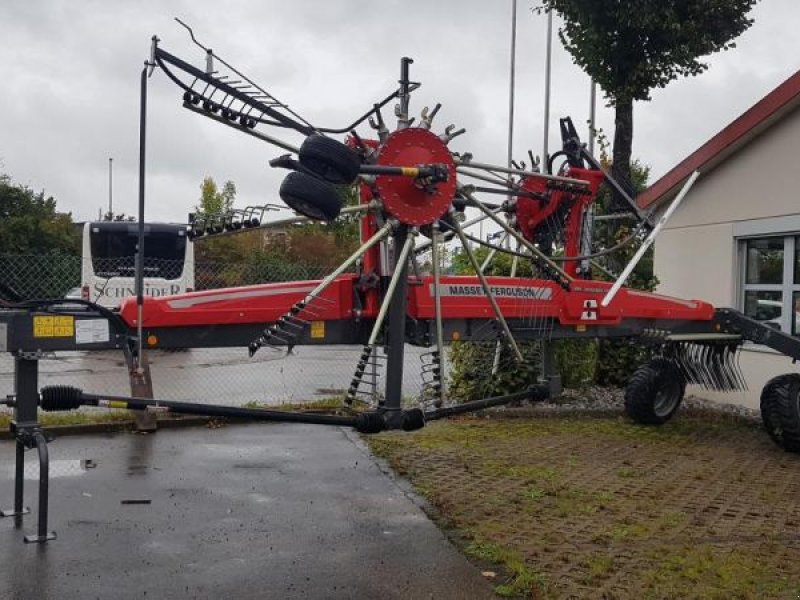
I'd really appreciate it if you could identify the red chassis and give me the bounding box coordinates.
[117,274,715,349]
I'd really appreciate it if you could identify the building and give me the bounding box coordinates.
[637,70,800,409]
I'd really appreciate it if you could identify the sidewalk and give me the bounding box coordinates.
[0,423,494,599]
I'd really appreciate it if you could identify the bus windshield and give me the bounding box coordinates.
[89,223,187,279]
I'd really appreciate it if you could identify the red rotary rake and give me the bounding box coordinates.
[44,28,800,451]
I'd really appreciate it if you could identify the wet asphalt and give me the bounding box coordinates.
[0,423,494,600]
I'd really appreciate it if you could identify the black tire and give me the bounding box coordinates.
[624,358,686,425]
[760,373,800,452]
[298,134,361,185]
[279,171,342,222]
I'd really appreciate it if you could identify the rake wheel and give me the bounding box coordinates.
[279,171,342,222]
[624,358,686,425]
[760,373,800,452]
[298,134,362,185]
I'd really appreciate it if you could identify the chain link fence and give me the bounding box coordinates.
[0,254,332,302]
[0,254,426,412]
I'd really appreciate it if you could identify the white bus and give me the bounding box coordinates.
[81,221,195,308]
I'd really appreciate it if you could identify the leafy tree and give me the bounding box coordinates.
[102,211,136,222]
[195,177,236,217]
[283,185,361,269]
[192,177,245,264]
[537,0,756,202]
[0,173,78,254]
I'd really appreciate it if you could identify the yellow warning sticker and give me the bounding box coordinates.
[33,315,75,338]
[310,320,325,339]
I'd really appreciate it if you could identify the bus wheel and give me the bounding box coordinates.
[279,172,342,222]
[624,358,685,425]
[298,135,361,185]
[760,374,800,452]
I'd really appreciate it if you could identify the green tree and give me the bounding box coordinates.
[283,185,361,268]
[196,177,236,217]
[587,151,659,386]
[192,177,244,265]
[102,211,136,222]
[538,0,756,201]
[0,173,78,254]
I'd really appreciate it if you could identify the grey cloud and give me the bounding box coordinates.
[1,0,797,224]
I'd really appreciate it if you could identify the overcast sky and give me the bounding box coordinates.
[1,0,798,225]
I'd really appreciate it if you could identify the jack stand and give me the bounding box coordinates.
[124,345,157,432]
[0,438,30,518]
[1,356,56,542]
[18,427,56,543]
[541,341,563,398]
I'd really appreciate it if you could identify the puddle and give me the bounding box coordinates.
[3,458,98,479]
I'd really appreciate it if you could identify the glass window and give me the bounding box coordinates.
[795,237,800,284]
[744,290,783,330]
[794,292,800,336]
[745,238,784,284]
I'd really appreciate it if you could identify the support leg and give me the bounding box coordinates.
[383,228,410,428]
[541,341,562,398]
[24,431,56,543]
[2,356,39,521]
[0,440,29,518]
[125,349,156,432]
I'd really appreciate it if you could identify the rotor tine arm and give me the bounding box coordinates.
[451,219,523,362]
[182,102,300,154]
[304,222,395,309]
[414,207,503,254]
[430,223,447,405]
[366,231,416,347]
[480,232,508,274]
[460,186,573,286]
[510,240,521,277]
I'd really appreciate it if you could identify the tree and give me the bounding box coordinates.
[284,185,361,268]
[102,211,136,222]
[0,173,78,254]
[196,176,236,218]
[192,177,246,264]
[538,0,756,201]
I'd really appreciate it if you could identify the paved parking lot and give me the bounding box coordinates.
[0,423,493,600]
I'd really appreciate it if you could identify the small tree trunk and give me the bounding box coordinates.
[611,97,634,208]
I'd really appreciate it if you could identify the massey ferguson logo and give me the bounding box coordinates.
[431,284,552,300]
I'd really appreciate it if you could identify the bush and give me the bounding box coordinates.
[448,340,542,402]
[595,339,654,387]
[554,339,598,388]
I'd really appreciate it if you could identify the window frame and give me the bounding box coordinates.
[738,234,800,335]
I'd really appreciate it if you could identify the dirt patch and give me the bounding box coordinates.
[367,411,800,598]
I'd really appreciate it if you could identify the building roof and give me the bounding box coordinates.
[637,69,800,209]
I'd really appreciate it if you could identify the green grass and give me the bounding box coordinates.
[465,538,547,598]
[0,409,133,430]
[365,412,788,598]
[244,396,369,412]
[0,396,369,433]
[641,544,799,599]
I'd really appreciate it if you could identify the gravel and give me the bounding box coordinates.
[505,385,762,422]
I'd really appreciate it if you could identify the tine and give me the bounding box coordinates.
[716,345,729,391]
[684,343,698,386]
[679,343,692,385]
[702,344,720,391]
[722,344,734,390]
[708,345,720,390]
[696,345,709,389]
[712,345,724,391]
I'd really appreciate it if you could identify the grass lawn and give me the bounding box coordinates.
[366,410,800,599]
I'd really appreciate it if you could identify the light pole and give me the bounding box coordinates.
[108,157,113,219]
